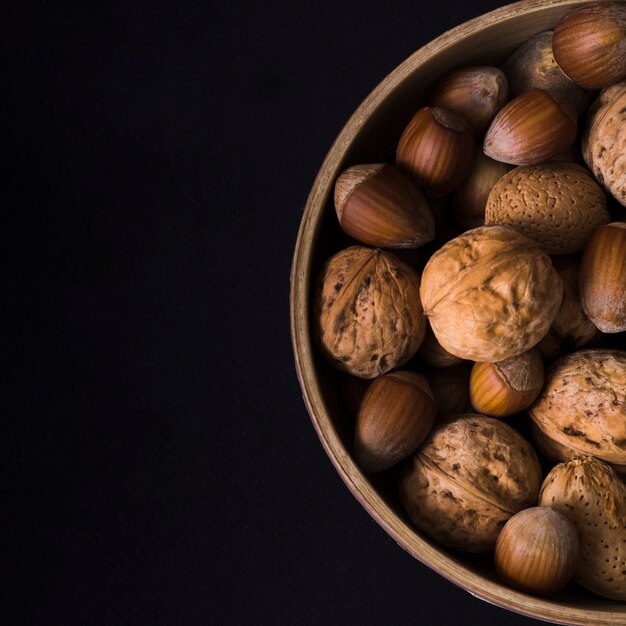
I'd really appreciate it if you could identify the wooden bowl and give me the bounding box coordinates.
[290,1,626,623]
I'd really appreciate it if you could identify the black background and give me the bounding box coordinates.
[7,1,567,624]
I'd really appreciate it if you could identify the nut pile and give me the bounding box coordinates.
[312,2,626,600]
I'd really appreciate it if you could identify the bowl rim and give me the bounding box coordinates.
[290,1,626,623]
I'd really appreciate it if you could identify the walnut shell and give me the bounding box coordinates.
[582,81,626,207]
[399,414,541,552]
[314,246,426,379]
[485,162,609,255]
[419,225,563,362]
[528,349,626,474]
[539,457,626,600]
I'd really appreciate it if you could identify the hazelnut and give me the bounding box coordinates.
[426,66,508,136]
[483,89,577,166]
[582,82,626,207]
[334,164,435,249]
[314,246,426,378]
[399,414,542,552]
[450,149,512,229]
[469,349,544,418]
[552,2,626,90]
[495,507,579,596]
[396,106,474,197]
[354,371,436,473]
[419,225,563,362]
[485,162,610,255]
[580,222,626,333]
[548,256,600,351]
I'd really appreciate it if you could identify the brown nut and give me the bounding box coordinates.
[535,332,563,361]
[334,164,435,249]
[540,256,600,356]
[399,414,542,552]
[417,325,463,369]
[582,82,626,207]
[426,66,508,136]
[501,30,590,118]
[483,89,577,166]
[495,506,579,596]
[426,364,471,417]
[485,162,610,255]
[552,2,626,90]
[314,246,426,379]
[354,371,436,473]
[420,225,563,362]
[580,222,626,333]
[450,149,512,229]
[539,457,626,600]
[528,349,626,475]
[396,106,474,197]
[469,349,544,418]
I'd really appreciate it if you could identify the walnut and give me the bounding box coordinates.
[485,162,609,255]
[314,246,426,379]
[399,414,541,553]
[582,81,626,207]
[419,225,563,362]
[528,349,626,475]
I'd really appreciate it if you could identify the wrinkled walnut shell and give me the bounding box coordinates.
[420,225,563,362]
[529,349,626,475]
[582,81,626,207]
[314,246,426,379]
[399,414,542,552]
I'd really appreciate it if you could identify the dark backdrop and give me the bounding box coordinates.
[8,1,554,624]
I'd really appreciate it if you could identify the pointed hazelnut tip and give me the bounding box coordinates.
[334,164,385,219]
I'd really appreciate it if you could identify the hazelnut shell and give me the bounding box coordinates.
[552,2,626,90]
[483,89,577,166]
[355,371,436,473]
[427,66,508,136]
[495,506,579,595]
[580,222,626,333]
[396,106,474,197]
[334,164,435,249]
[470,349,544,418]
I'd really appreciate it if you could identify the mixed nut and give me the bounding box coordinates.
[312,2,626,599]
